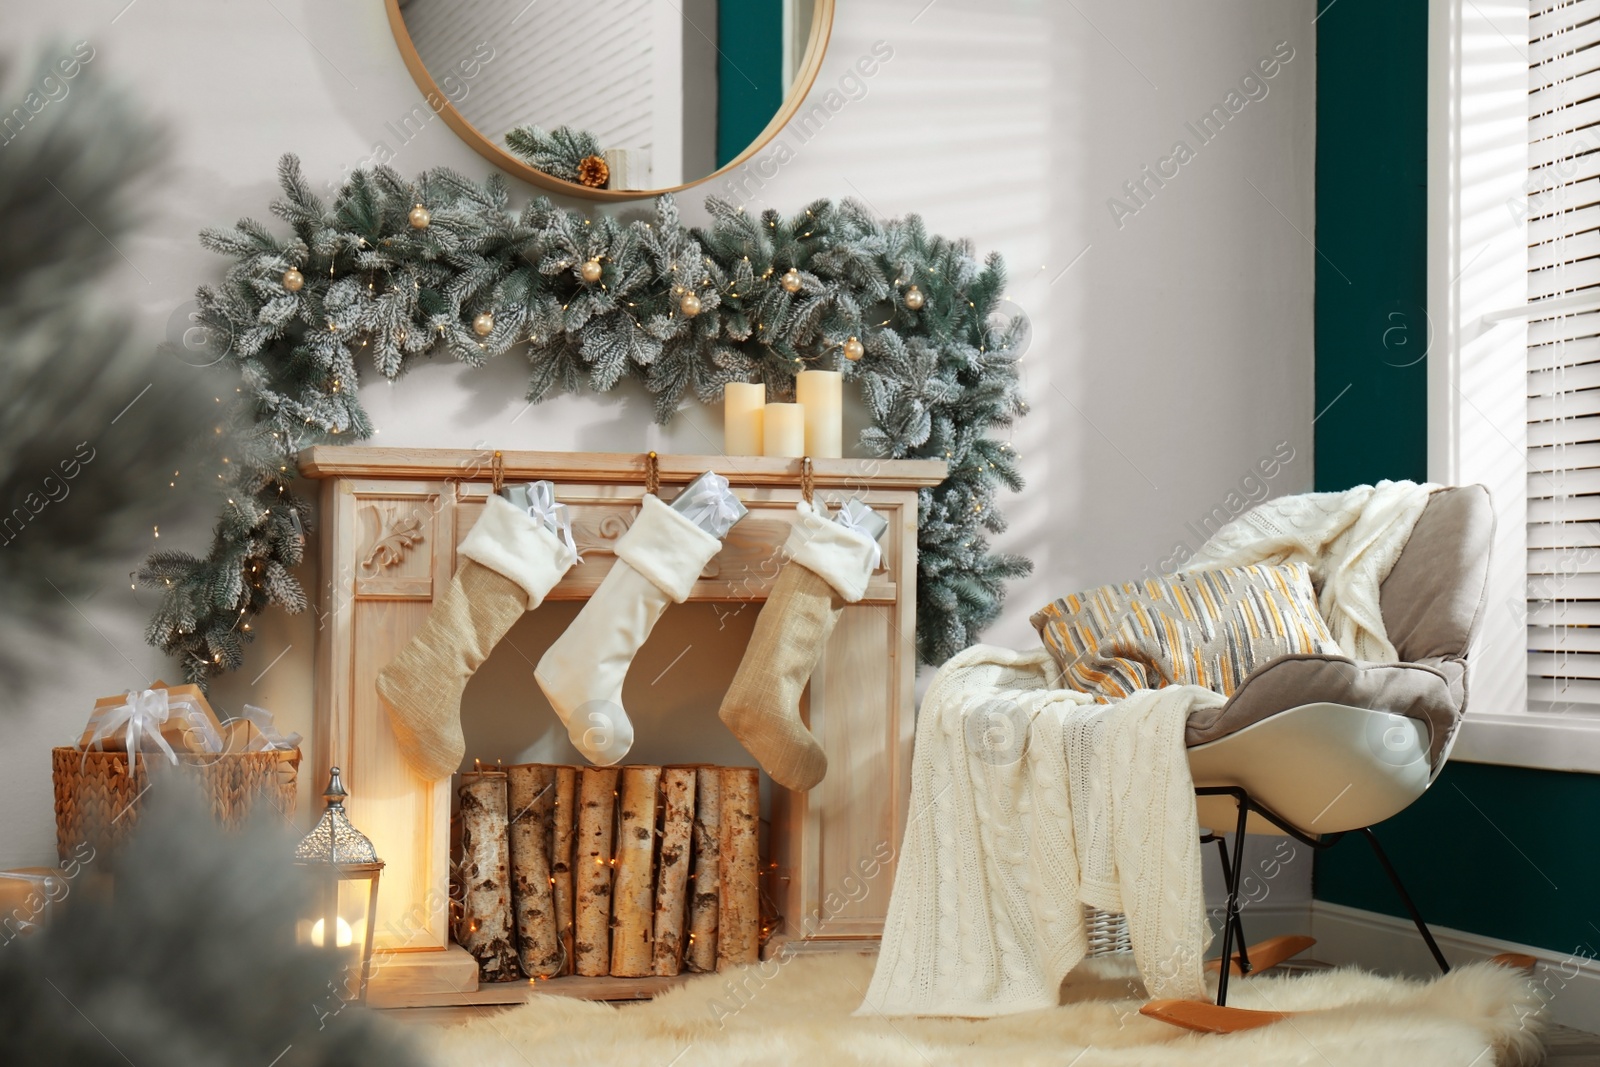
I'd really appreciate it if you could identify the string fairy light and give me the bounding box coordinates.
[145,165,1025,679]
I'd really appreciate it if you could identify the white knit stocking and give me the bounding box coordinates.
[535,494,722,765]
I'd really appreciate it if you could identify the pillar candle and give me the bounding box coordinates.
[762,403,806,458]
[724,382,765,455]
[795,370,842,458]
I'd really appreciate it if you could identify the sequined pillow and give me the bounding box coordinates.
[1029,562,1343,701]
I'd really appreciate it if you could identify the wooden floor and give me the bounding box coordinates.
[1542,1023,1600,1065]
[385,1004,517,1026]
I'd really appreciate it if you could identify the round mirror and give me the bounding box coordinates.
[386,0,834,201]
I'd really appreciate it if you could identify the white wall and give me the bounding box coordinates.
[680,0,719,184]
[0,0,1318,926]
[402,0,663,151]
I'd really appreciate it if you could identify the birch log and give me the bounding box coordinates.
[551,765,578,975]
[651,768,697,975]
[683,766,720,973]
[717,767,761,970]
[507,764,560,978]
[574,766,619,976]
[610,766,661,976]
[456,772,519,981]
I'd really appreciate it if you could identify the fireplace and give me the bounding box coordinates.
[297,447,945,1005]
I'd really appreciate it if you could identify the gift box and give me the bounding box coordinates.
[219,705,303,790]
[79,680,225,761]
[671,470,748,539]
[54,699,300,862]
[0,867,63,941]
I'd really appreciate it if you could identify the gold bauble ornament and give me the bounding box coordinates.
[904,284,925,310]
[408,204,431,229]
[472,312,494,337]
[780,268,802,293]
[581,258,603,283]
[680,292,703,317]
[843,336,865,362]
[282,268,305,293]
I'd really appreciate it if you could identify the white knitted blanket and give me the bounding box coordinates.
[859,645,1221,1015]
[860,481,1437,1018]
[1182,479,1437,661]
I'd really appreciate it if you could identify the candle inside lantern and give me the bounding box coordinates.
[762,403,806,458]
[311,915,356,948]
[795,370,842,458]
[724,382,765,456]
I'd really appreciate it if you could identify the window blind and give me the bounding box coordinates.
[1528,0,1600,713]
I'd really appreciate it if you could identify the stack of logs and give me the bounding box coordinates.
[456,764,762,982]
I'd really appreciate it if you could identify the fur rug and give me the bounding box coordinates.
[425,953,1544,1066]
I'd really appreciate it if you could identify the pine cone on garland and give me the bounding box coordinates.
[576,154,609,188]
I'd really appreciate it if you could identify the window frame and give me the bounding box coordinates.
[1429,0,1600,772]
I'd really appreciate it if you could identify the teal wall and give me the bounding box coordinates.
[1314,0,1428,490]
[716,2,784,168]
[1316,763,1600,955]
[1313,0,1600,958]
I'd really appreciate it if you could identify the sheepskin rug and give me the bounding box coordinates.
[426,953,1544,1066]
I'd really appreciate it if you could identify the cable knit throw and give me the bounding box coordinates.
[860,481,1438,1017]
[859,647,1221,1016]
[1182,480,1437,661]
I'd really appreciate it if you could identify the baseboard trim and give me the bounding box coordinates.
[1210,898,1312,945]
[1310,900,1600,1031]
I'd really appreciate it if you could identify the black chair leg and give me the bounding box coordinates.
[1360,827,1449,975]
[1215,794,1251,1006]
[1210,834,1251,975]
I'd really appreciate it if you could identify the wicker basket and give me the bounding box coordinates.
[52,746,298,862]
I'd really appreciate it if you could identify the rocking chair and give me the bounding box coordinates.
[1130,485,1526,1032]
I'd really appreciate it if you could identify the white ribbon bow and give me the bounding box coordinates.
[835,502,883,570]
[82,689,183,776]
[675,472,743,535]
[521,481,581,563]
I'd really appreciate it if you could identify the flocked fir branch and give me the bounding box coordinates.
[140,154,1031,684]
[503,124,604,184]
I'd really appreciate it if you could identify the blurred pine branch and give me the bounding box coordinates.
[0,784,427,1066]
[0,44,219,683]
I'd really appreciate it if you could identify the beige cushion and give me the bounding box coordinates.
[1031,562,1343,701]
[1379,485,1494,662]
[1186,653,1462,765]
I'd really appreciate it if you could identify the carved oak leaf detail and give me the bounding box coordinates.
[360,504,425,574]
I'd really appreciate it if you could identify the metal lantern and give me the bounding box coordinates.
[294,767,384,1001]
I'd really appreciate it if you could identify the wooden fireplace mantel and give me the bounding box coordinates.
[298,446,949,491]
[298,446,946,1006]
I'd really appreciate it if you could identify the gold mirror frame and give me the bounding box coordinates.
[384,0,835,202]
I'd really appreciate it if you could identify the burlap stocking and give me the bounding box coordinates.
[377,494,576,780]
[719,502,880,791]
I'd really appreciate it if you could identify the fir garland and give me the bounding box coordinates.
[140,155,1031,684]
[503,125,603,184]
